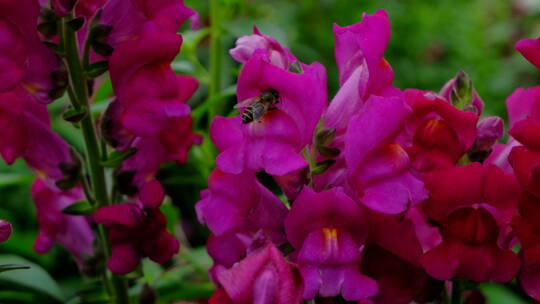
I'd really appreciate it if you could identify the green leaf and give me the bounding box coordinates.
[48,86,67,100]
[37,21,58,36]
[301,146,311,160]
[0,264,30,273]
[92,42,114,57]
[156,282,214,303]
[67,17,84,31]
[87,25,112,43]
[318,146,340,158]
[161,199,180,236]
[55,178,78,190]
[43,41,64,56]
[85,61,109,78]
[0,255,64,303]
[62,201,95,216]
[0,173,31,187]
[480,283,528,304]
[75,280,110,304]
[63,107,88,123]
[0,290,36,303]
[101,148,137,168]
[312,159,336,175]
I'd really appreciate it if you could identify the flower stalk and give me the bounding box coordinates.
[451,280,463,304]
[62,16,109,207]
[208,0,223,125]
[61,14,129,304]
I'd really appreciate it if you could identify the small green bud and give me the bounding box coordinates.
[312,159,336,175]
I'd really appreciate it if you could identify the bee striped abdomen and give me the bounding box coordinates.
[242,106,255,123]
[242,102,267,124]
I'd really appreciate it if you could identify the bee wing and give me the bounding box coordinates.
[234,97,257,109]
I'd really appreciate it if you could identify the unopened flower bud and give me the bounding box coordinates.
[0,220,12,243]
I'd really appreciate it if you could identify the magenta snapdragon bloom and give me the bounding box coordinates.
[485,138,521,173]
[107,28,191,137]
[0,90,78,187]
[285,187,377,301]
[106,100,201,193]
[229,26,296,68]
[344,95,427,214]
[512,192,540,301]
[516,37,540,69]
[0,0,59,103]
[470,117,504,157]
[362,244,439,304]
[402,89,478,172]
[502,85,540,300]
[196,169,287,242]
[505,87,540,198]
[213,244,304,304]
[197,169,288,277]
[119,115,201,188]
[101,0,197,45]
[361,212,439,304]
[50,0,77,16]
[422,163,520,236]
[0,220,12,243]
[212,29,327,176]
[421,164,520,282]
[32,178,94,265]
[102,0,198,134]
[74,0,108,20]
[99,0,201,194]
[325,9,400,137]
[484,87,536,172]
[205,232,250,274]
[94,180,178,274]
[422,207,520,283]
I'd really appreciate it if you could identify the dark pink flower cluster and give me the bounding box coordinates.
[505,37,540,300]
[194,10,540,303]
[0,0,201,274]
[91,0,199,274]
[0,0,94,259]
[32,178,93,265]
[100,0,200,192]
[94,180,178,274]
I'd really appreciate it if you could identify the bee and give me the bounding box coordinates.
[235,89,280,124]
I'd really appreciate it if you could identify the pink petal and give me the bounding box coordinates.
[516,38,540,69]
[108,243,141,275]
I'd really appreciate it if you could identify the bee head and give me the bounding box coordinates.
[261,88,279,103]
[268,88,279,99]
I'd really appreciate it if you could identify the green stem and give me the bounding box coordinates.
[63,17,109,207]
[305,120,324,188]
[451,280,462,304]
[62,15,130,304]
[307,143,317,188]
[208,0,223,125]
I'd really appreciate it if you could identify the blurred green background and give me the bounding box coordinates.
[1,0,540,303]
